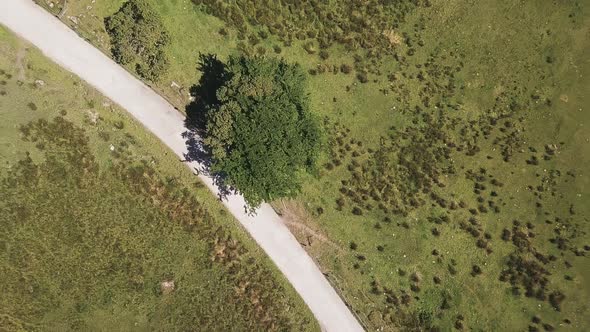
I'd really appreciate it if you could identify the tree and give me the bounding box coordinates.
[201,55,321,207]
[105,0,170,81]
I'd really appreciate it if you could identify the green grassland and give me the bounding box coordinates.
[35,0,590,330]
[0,26,318,331]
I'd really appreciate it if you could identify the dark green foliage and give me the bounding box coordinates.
[105,0,170,81]
[201,55,321,207]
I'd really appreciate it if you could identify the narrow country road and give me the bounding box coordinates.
[0,1,363,331]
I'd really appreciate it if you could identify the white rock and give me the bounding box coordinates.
[160,280,175,294]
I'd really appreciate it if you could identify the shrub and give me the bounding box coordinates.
[340,64,353,74]
[256,46,267,55]
[105,0,170,81]
[471,265,482,276]
[357,72,369,83]
[114,120,125,129]
[303,42,316,54]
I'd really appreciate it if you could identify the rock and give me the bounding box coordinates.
[160,280,175,295]
[87,110,99,124]
[49,2,54,8]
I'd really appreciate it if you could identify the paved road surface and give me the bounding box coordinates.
[0,1,364,331]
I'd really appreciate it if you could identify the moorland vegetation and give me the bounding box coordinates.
[35,0,590,330]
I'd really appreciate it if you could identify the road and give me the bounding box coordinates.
[0,1,363,331]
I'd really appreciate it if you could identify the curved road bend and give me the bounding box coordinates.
[0,1,363,331]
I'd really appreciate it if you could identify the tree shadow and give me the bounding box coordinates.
[185,53,227,131]
[182,53,233,200]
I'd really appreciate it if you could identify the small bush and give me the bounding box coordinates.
[340,64,352,74]
[357,72,369,83]
[471,265,482,276]
[114,120,125,129]
[352,207,363,215]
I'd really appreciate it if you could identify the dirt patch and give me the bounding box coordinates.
[559,94,569,103]
[382,29,402,47]
[275,199,343,252]
[15,43,26,81]
[160,280,175,295]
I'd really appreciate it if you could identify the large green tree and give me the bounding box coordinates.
[202,56,321,207]
[105,0,170,81]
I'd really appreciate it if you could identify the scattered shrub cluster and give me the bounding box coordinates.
[193,0,422,65]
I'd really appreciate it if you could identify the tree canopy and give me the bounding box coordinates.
[105,0,170,81]
[201,55,321,207]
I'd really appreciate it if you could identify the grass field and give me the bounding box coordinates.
[0,26,318,331]
[34,0,590,330]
